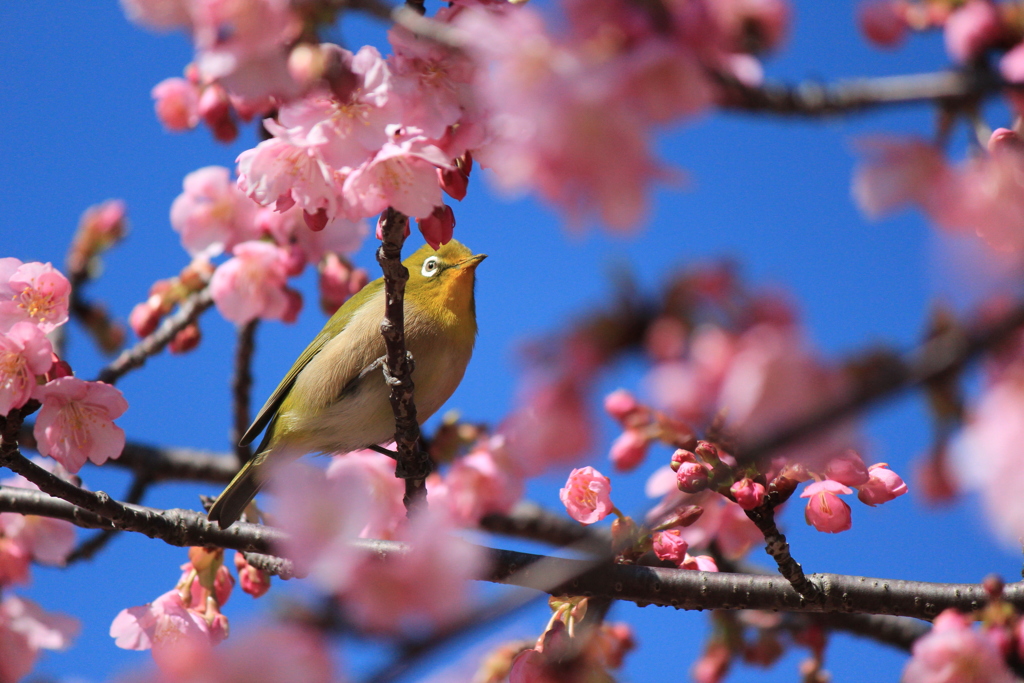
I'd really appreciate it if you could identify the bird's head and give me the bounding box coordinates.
[404,240,486,327]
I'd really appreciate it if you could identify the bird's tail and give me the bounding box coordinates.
[208,428,277,528]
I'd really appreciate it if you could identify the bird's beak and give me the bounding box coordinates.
[459,254,487,270]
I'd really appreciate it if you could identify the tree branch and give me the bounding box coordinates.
[375,208,432,512]
[232,320,258,463]
[65,474,151,564]
[717,68,1007,116]
[480,501,611,550]
[94,288,213,385]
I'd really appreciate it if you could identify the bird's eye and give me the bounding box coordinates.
[421,257,440,277]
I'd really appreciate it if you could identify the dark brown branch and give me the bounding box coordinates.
[480,501,610,550]
[232,320,258,463]
[717,68,1006,116]
[17,423,238,483]
[65,475,151,564]
[94,287,213,385]
[0,481,1015,621]
[244,551,298,580]
[375,208,432,512]
[817,613,929,652]
[744,500,820,602]
[738,298,1024,466]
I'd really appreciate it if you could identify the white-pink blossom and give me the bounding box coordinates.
[0,260,71,334]
[170,166,259,257]
[237,138,342,218]
[0,595,78,683]
[0,322,53,415]
[110,589,212,670]
[341,135,453,219]
[559,466,614,525]
[152,77,200,131]
[32,378,128,474]
[209,241,300,325]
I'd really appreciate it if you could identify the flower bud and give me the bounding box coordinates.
[438,159,470,201]
[652,529,688,566]
[694,440,720,462]
[681,554,718,572]
[303,208,329,232]
[417,204,455,250]
[169,323,201,354]
[658,504,704,529]
[604,388,639,422]
[234,551,271,598]
[43,354,74,383]
[282,288,303,324]
[198,84,237,143]
[152,77,200,131]
[730,477,765,511]
[670,448,696,472]
[857,463,907,506]
[676,461,709,493]
[609,429,649,472]
[859,0,908,48]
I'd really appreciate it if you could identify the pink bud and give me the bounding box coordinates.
[801,480,853,533]
[438,164,469,201]
[988,127,1024,153]
[670,448,696,472]
[694,440,719,461]
[44,354,73,383]
[198,84,237,143]
[1000,43,1024,116]
[282,289,303,324]
[730,478,765,511]
[824,450,870,487]
[859,1,908,48]
[319,253,353,315]
[169,323,201,354]
[303,209,328,232]
[129,300,162,338]
[152,77,199,131]
[652,529,688,566]
[944,0,1003,64]
[234,552,271,599]
[604,388,639,422]
[609,429,649,472]
[417,205,455,250]
[856,463,907,506]
[676,461,709,493]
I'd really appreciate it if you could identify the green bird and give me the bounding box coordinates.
[208,240,485,528]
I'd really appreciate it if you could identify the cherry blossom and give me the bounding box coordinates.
[856,463,908,506]
[341,135,453,219]
[559,466,614,525]
[209,241,301,325]
[0,469,76,572]
[428,448,523,526]
[499,377,594,476]
[152,77,200,131]
[652,529,689,565]
[417,204,455,250]
[903,609,1014,683]
[0,595,78,683]
[609,428,651,472]
[729,477,765,511]
[236,137,342,220]
[342,507,485,633]
[944,0,1003,64]
[110,589,213,669]
[32,377,128,474]
[170,166,259,257]
[0,260,71,334]
[233,552,271,599]
[681,554,719,572]
[859,0,908,47]
[256,205,366,270]
[0,322,53,415]
[326,449,406,540]
[801,480,853,533]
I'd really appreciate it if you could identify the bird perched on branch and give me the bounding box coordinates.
[208,240,486,528]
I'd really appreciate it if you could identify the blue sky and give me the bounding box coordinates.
[1,1,1020,681]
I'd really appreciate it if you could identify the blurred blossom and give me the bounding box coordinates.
[110,590,212,667]
[681,554,719,572]
[1,468,76,572]
[427,447,523,526]
[858,0,908,47]
[32,377,128,474]
[326,449,406,540]
[233,552,271,599]
[0,259,71,334]
[943,0,1003,64]
[499,378,594,476]
[152,77,200,131]
[0,595,78,683]
[903,609,1014,683]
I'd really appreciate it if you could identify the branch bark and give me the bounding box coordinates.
[232,320,258,463]
[375,208,432,512]
[94,288,213,385]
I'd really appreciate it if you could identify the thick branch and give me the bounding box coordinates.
[817,613,929,652]
[375,208,432,511]
[232,320,258,463]
[717,68,1006,116]
[94,288,213,385]
[480,501,610,550]
[738,298,1024,465]
[65,475,151,564]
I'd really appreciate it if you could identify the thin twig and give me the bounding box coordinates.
[232,320,258,463]
[376,208,432,512]
[94,288,213,385]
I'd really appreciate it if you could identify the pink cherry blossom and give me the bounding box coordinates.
[559,466,613,525]
[170,166,259,257]
[429,449,523,526]
[710,0,789,53]
[0,260,71,334]
[824,450,870,487]
[234,552,271,599]
[801,480,853,533]
[32,377,128,474]
[859,1,908,47]
[647,325,737,424]
[676,460,710,493]
[0,536,29,586]
[256,205,366,268]
[140,625,336,683]
[152,77,200,131]
[318,253,368,315]
[609,429,650,472]
[652,529,689,565]
[0,322,53,415]
[326,449,407,540]
[341,135,453,219]
[681,554,719,572]
[499,377,594,476]
[0,469,76,570]
[210,241,300,325]
[236,137,342,219]
[110,589,212,669]
[903,609,1014,683]
[1001,43,1024,116]
[342,507,485,633]
[852,138,954,220]
[604,388,640,422]
[0,595,78,683]
[944,0,1003,64]
[729,477,765,511]
[857,463,908,506]
[271,461,374,593]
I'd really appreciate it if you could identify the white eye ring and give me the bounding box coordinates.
[421,256,440,277]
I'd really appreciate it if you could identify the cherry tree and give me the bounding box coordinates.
[4,0,1024,681]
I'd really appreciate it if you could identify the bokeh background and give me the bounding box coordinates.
[0,1,1017,681]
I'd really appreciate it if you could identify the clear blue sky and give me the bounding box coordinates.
[0,2,1017,681]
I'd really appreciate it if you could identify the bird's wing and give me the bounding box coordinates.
[238,278,385,448]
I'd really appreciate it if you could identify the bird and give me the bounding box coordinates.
[207,239,485,528]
